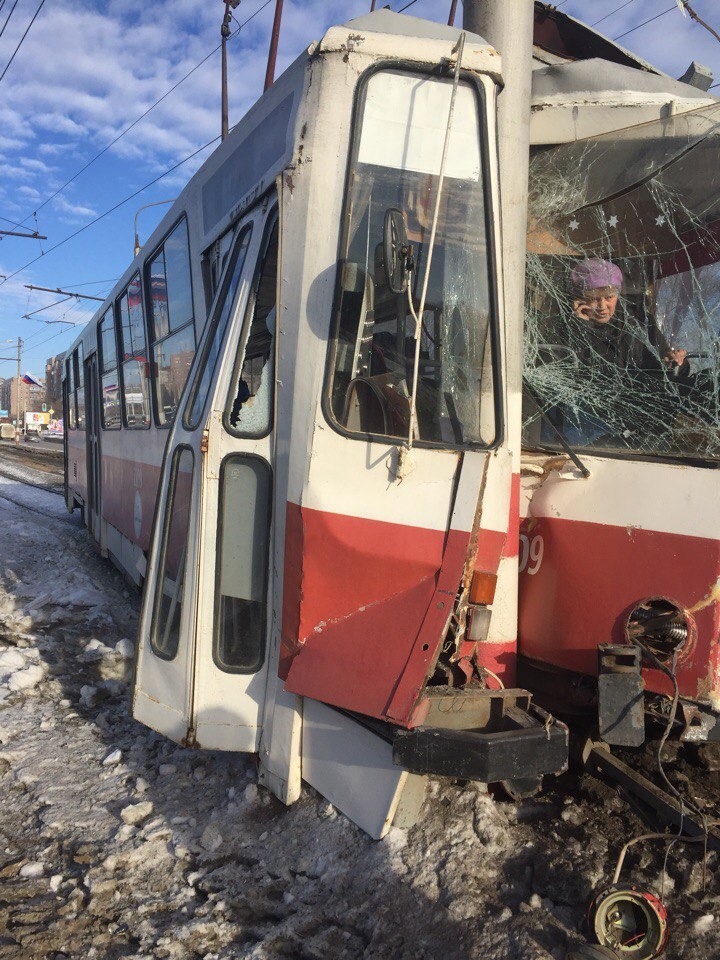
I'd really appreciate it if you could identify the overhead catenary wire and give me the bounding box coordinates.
[14,0,274,227]
[0,0,47,86]
[591,0,640,28]
[613,4,678,41]
[0,0,21,42]
[0,212,34,230]
[0,134,220,287]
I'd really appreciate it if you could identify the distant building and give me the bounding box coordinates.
[45,353,65,416]
[0,376,46,420]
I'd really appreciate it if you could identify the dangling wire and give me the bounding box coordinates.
[33,211,44,256]
[405,32,466,455]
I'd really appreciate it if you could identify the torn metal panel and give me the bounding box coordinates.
[530,59,718,145]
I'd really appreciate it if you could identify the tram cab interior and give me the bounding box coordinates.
[518,70,720,745]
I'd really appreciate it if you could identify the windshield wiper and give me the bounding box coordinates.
[523,379,591,478]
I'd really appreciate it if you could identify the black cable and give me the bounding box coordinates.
[613,4,678,41]
[56,277,118,288]
[16,0,273,226]
[397,0,418,12]
[591,0,639,28]
[0,135,220,286]
[0,0,47,85]
[0,0,21,42]
[633,638,704,820]
[0,212,32,229]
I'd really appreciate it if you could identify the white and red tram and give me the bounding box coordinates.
[518,28,720,746]
[64,10,568,837]
[62,5,720,837]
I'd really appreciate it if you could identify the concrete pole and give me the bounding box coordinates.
[462,0,533,359]
[463,0,534,673]
[15,337,21,445]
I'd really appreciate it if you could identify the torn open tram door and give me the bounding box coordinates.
[133,10,567,838]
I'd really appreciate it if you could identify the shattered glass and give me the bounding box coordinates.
[328,70,496,448]
[523,102,720,462]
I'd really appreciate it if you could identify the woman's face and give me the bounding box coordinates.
[573,286,619,324]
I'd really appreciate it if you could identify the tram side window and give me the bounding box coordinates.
[214,455,271,674]
[326,70,497,448]
[202,226,235,314]
[147,219,196,426]
[151,447,194,660]
[66,357,76,430]
[185,226,252,430]
[98,306,121,429]
[118,274,150,428]
[74,345,86,431]
[226,217,278,437]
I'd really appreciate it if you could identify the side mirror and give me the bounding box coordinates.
[382,208,410,294]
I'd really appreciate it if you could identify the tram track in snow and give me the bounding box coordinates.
[0,464,63,496]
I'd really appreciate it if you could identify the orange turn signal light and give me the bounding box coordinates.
[469,570,497,606]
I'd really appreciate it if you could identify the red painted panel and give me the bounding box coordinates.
[474,639,518,687]
[102,454,161,552]
[519,516,720,700]
[474,529,505,572]
[282,503,509,725]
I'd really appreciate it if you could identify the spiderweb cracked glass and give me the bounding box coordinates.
[522,103,720,462]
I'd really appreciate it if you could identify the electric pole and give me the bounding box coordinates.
[462,0,534,641]
[16,336,21,446]
[264,0,284,91]
[221,0,231,140]
[0,337,23,444]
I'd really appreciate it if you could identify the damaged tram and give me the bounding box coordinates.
[518,55,720,752]
[62,11,568,838]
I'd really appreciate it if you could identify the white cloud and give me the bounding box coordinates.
[52,196,98,220]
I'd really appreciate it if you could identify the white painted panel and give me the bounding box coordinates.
[359,74,481,181]
[194,719,260,753]
[133,689,189,744]
[302,699,408,840]
[524,455,720,539]
[303,424,460,531]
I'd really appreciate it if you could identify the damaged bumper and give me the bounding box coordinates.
[392,688,569,783]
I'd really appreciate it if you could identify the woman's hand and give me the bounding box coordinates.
[573,299,595,321]
[665,348,687,367]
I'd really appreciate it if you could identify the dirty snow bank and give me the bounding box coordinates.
[0,473,718,960]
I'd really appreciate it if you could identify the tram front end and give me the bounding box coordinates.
[132,10,568,837]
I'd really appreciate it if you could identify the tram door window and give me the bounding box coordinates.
[202,226,235,314]
[327,70,497,448]
[66,357,76,430]
[151,446,195,660]
[118,274,151,428]
[214,456,271,673]
[98,307,121,429]
[185,226,253,430]
[226,217,278,436]
[74,344,86,431]
[147,219,196,427]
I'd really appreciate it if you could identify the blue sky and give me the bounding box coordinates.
[0,0,719,378]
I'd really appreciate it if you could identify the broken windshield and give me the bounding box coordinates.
[523,102,720,463]
[326,69,497,448]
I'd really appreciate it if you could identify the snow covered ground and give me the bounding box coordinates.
[0,458,718,959]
